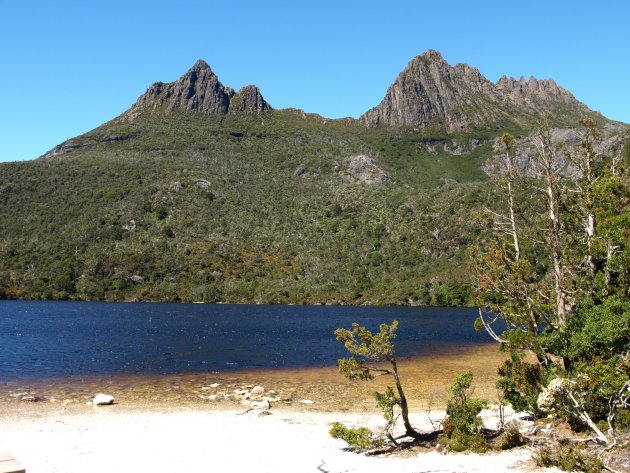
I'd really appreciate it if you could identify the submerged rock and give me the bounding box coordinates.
[250,385,265,395]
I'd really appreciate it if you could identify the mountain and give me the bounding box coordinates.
[361,50,599,132]
[0,52,625,304]
[124,59,271,120]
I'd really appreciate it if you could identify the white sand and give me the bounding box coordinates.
[0,405,553,473]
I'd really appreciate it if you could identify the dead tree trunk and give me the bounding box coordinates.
[533,126,568,327]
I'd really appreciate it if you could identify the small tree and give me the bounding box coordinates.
[334,320,417,437]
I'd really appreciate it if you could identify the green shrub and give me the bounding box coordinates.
[496,350,544,414]
[534,444,603,473]
[439,370,489,452]
[329,422,375,452]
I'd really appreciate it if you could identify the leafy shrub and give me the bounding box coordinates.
[534,444,603,473]
[439,370,489,452]
[329,422,375,452]
[496,350,544,414]
[496,421,526,450]
[565,297,630,360]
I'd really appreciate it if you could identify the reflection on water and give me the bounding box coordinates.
[0,301,493,380]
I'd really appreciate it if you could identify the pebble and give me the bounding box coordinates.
[201,383,222,390]
[92,393,115,406]
[19,394,41,402]
[250,386,265,395]
[261,396,281,402]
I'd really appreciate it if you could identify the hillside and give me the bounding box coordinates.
[0,51,625,304]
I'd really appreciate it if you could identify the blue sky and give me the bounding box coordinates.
[1,0,628,162]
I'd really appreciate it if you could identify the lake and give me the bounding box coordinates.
[0,301,492,381]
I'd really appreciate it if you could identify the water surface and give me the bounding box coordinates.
[0,301,491,380]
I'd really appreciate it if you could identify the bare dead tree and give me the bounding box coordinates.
[531,123,569,327]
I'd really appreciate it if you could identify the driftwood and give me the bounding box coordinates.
[365,430,442,456]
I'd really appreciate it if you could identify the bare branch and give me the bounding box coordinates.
[477,307,507,343]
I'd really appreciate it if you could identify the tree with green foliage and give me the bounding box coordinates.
[471,118,630,445]
[334,320,416,437]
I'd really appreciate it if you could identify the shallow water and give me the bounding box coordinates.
[0,344,507,414]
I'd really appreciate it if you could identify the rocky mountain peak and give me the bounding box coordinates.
[418,49,446,63]
[123,60,271,120]
[362,50,597,132]
[361,50,501,132]
[191,59,212,70]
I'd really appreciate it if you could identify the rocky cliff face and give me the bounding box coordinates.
[124,60,270,120]
[228,85,271,114]
[362,50,596,131]
[495,75,586,114]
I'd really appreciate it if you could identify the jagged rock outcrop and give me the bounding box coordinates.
[485,123,627,179]
[362,50,598,132]
[123,60,270,120]
[495,75,590,118]
[229,85,271,114]
[340,155,390,184]
[42,134,132,159]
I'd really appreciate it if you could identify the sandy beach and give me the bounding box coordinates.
[0,402,558,473]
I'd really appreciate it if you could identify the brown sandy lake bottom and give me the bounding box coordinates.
[0,344,507,416]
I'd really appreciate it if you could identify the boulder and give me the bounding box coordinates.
[341,155,390,184]
[169,181,182,192]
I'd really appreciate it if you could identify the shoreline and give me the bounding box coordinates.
[0,344,506,414]
[0,344,557,473]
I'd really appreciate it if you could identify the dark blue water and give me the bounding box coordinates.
[0,301,491,380]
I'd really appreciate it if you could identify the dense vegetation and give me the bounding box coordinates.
[329,120,629,470]
[0,109,510,304]
[472,119,630,456]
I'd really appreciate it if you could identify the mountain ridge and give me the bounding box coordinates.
[41,50,609,160]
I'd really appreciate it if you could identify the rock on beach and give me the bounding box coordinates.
[92,394,115,406]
